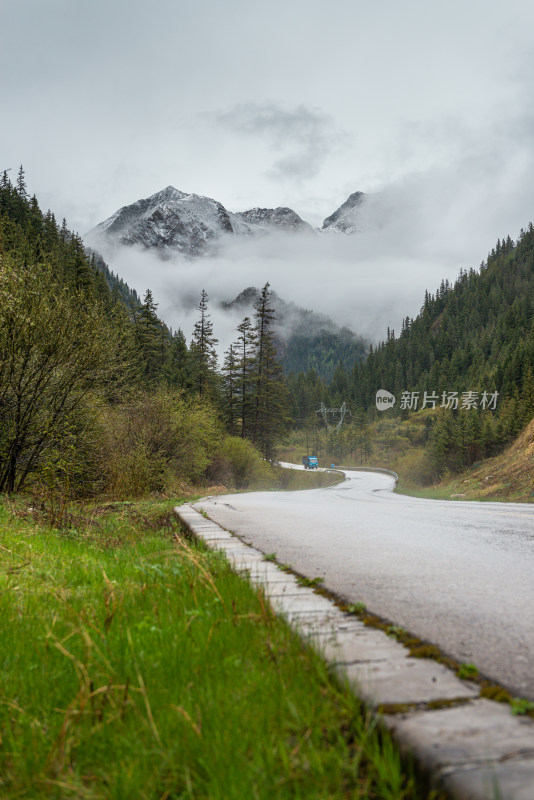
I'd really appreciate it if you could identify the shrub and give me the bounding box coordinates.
[209,436,273,490]
[395,448,435,487]
[0,257,117,493]
[98,389,223,498]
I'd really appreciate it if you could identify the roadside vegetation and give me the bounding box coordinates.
[2,168,534,503]
[0,497,430,800]
[280,409,534,503]
[396,417,534,502]
[285,222,534,497]
[0,170,294,503]
[3,165,533,797]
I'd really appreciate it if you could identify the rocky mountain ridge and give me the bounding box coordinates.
[87,186,366,258]
[321,191,365,233]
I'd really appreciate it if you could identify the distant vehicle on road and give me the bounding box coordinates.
[302,455,318,469]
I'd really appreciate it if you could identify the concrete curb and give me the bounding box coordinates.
[175,503,534,800]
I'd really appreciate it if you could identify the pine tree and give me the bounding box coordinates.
[234,316,256,438]
[16,165,27,200]
[65,234,94,294]
[165,328,190,388]
[518,364,534,427]
[189,289,218,396]
[136,289,165,383]
[330,360,349,405]
[222,343,239,435]
[251,283,289,459]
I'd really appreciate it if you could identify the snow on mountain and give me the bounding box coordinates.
[87,185,370,259]
[87,187,318,258]
[322,191,365,233]
[235,206,314,234]
[88,186,254,258]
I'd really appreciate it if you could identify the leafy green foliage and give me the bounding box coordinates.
[0,173,234,497]
[510,697,534,716]
[209,435,272,489]
[0,255,118,492]
[98,389,223,497]
[457,663,479,680]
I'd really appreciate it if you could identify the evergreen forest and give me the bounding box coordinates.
[0,169,290,500]
[287,227,534,479]
[2,167,534,498]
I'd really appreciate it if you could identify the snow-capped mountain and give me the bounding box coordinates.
[235,206,313,234]
[88,186,253,258]
[322,191,365,233]
[87,185,368,259]
[87,187,314,258]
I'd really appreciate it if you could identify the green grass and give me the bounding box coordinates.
[394,483,468,501]
[0,498,429,799]
[272,466,344,491]
[296,575,324,588]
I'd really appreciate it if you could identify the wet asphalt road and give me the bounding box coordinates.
[195,469,534,699]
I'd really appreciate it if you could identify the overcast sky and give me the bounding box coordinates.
[3,0,534,340]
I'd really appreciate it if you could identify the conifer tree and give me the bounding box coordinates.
[518,364,534,427]
[189,289,218,396]
[222,343,239,435]
[136,289,165,383]
[66,233,94,294]
[330,360,349,405]
[251,283,289,459]
[165,328,190,388]
[234,316,256,438]
[16,165,27,199]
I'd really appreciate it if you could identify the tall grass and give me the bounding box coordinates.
[0,500,424,799]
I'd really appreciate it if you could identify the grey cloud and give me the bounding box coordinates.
[215,102,338,181]
[90,99,534,353]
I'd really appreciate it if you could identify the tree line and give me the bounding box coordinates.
[0,169,289,497]
[287,225,534,479]
[4,165,533,491]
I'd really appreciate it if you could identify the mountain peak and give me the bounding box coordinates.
[86,186,368,259]
[154,185,188,201]
[86,185,249,257]
[87,188,318,258]
[322,191,365,233]
[235,206,314,233]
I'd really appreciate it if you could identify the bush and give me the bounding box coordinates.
[0,257,117,493]
[98,389,223,498]
[207,436,273,490]
[394,448,435,487]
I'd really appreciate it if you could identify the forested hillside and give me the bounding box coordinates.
[288,226,534,480]
[0,170,290,500]
[4,168,533,493]
[221,287,367,381]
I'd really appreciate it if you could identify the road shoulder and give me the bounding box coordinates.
[176,502,534,800]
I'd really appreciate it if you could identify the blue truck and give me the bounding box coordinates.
[302,455,318,469]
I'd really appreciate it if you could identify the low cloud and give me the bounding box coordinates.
[89,107,534,361]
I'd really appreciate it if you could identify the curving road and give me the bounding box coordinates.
[195,468,534,699]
